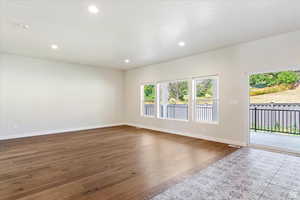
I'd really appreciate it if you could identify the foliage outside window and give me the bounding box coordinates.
[159,80,189,120]
[194,77,219,123]
[250,71,299,88]
[141,84,156,117]
[249,71,300,97]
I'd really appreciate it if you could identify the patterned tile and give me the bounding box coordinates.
[216,175,268,195]
[270,173,300,191]
[151,148,300,200]
[270,157,300,191]
[214,185,261,200]
[260,184,300,200]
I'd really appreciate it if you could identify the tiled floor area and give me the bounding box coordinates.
[151,148,300,200]
[251,131,300,153]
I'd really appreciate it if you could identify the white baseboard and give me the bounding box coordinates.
[0,123,125,140]
[1,122,247,147]
[125,123,247,147]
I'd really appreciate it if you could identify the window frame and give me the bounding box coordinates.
[140,83,156,118]
[192,76,219,124]
[157,79,190,122]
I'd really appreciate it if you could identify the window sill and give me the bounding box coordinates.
[141,115,156,118]
[157,117,189,122]
[193,120,219,125]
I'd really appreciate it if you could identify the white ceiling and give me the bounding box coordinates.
[1,0,300,70]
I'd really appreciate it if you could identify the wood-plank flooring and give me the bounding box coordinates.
[0,125,236,200]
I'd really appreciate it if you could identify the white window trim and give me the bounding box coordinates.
[192,76,219,124]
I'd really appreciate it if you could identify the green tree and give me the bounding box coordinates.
[144,85,155,103]
[168,81,188,103]
[249,73,278,88]
[196,79,213,98]
[249,71,299,88]
[277,71,299,84]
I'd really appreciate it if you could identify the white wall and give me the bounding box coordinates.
[0,53,124,140]
[124,30,300,146]
[1,30,300,143]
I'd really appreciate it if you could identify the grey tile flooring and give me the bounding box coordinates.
[151,148,300,200]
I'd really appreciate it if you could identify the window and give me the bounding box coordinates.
[193,76,219,123]
[141,84,156,117]
[158,80,189,120]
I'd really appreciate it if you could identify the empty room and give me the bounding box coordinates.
[1,1,300,199]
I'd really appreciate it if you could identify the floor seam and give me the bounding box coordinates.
[257,157,286,200]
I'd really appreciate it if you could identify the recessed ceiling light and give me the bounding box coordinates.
[88,5,99,14]
[51,44,59,50]
[23,24,30,30]
[178,41,186,47]
[14,22,30,30]
[124,59,130,63]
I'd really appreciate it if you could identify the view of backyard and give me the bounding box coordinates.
[250,71,300,104]
[250,85,300,103]
[143,78,218,121]
[249,70,300,152]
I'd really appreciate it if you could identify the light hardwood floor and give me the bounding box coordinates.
[0,125,236,200]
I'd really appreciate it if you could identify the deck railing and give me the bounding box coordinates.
[250,107,300,135]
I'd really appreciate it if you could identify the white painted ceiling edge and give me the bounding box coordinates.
[1,0,300,70]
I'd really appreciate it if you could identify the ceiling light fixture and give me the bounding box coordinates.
[124,59,130,63]
[88,5,99,14]
[14,22,30,30]
[51,44,59,50]
[22,24,30,30]
[178,41,186,47]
